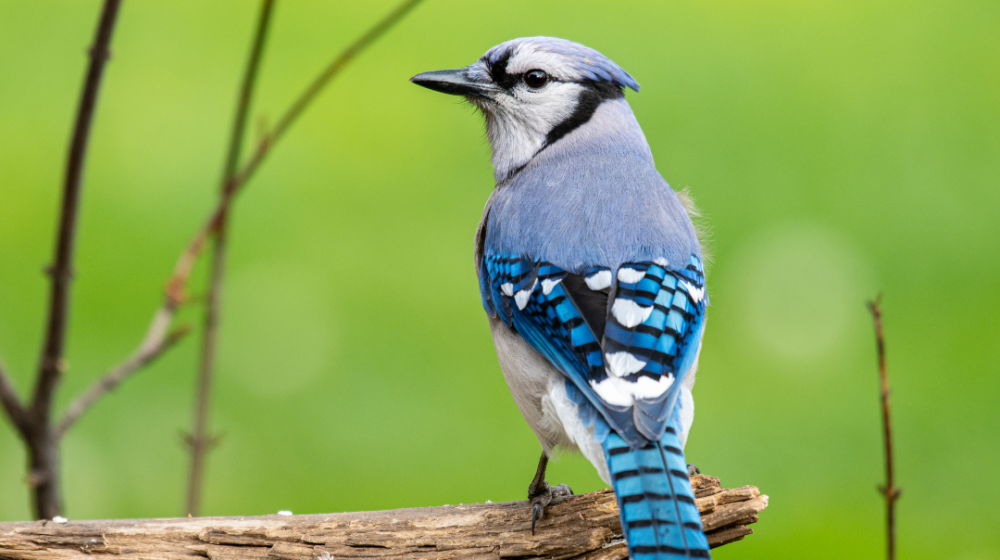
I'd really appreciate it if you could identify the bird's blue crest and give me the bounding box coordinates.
[481,37,640,92]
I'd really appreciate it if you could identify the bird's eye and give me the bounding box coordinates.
[524,69,548,88]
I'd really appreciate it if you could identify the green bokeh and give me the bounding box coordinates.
[1,1,998,558]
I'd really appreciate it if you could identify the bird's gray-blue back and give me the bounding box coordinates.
[485,98,700,273]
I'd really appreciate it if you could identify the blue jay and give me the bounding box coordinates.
[412,37,710,560]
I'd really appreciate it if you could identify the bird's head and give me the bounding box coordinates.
[411,37,640,183]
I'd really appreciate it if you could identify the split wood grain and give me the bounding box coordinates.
[0,474,767,560]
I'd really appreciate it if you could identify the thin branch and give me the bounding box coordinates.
[33,0,122,420]
[25,0,123,521]
[265,0,424,154]
[162,0,424,311]
[50,220,203,448]
[0,360,29,432]
[867,294,901,560]
[56,318,193,440]
[181,0,423,516]
[185,0,276,518]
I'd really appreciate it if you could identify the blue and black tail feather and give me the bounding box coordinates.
[605,410,710,560]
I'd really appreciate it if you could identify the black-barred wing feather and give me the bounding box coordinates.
[601,257,706,441]
[482,252,707,447]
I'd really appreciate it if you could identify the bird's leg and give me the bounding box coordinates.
[527,451,573,535]
[687,463,701,476]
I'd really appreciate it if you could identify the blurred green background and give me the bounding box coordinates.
[1,0,998,558]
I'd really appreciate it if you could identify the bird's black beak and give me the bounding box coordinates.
[410,68,494,97]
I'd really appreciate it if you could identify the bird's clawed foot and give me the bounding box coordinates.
[529,482,573,535]
[687,463,701,477]
[527,452,573,535]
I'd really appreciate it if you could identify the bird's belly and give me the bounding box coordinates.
[488,316,611,484]
[488,316,563,449]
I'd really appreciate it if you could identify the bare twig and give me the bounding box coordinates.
[211,0,425,209]
[55,318,193,440]
[0,361,28,432]
[161,0,427,305]
[185,0,276,518]
[21,0,123,521]
[867,294,901,560]
[265,0,424,152]
[160,0,423,312]
[182,0,424,516]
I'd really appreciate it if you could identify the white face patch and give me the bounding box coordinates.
[467,45,591,184]
[504,48,578,82]
[616,267,646,284]
[584,270,612,291]
[605,351,647,377]
[611,298,653,328]
[453,37,639,184]
[476,79,584,183]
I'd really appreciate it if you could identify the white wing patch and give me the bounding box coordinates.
[541,277,562,295]
[500,282,514,297]
[616,267,646,284]
[589,377,633,407]
[584,270,612,291]
[679,279,705,304]
[605,351,647,377]
[633,373,675,399]
[611,298,653,328]
[590,373,675,407]
[514,278,538,310]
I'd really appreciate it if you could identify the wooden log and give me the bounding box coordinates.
[0,474,767,560]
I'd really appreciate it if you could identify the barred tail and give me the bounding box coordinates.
[604,414,710,560]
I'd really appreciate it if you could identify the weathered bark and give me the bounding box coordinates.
[0,474,767,560]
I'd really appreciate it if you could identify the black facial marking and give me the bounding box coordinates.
[545,81,624,147]
[485,50,518,90]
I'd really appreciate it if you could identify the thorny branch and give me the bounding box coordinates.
[867,294,901,560]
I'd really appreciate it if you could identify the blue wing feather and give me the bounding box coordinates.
[481,250,711,560]
[485,254,638,438]
[482,251,707,447]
